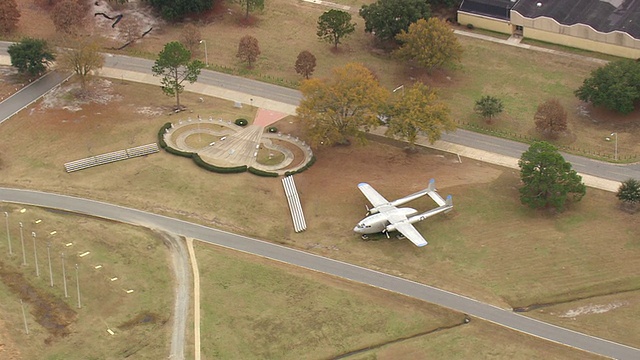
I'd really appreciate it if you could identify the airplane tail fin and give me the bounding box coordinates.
[427,178,436,193]
[444,195,453,213]
[426,179,447,207]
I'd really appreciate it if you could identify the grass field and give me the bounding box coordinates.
[0,204,173,359]
[0,78,638,350]
[9,0,640,159]
[1,2,640,355]
[195,243,604,359]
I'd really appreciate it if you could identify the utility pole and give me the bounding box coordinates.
[200,40,208,66]
[61,253,68,298]
[47,242,53,287]
[75,264,81,309]
[32,232,39,277]
[4,212,11,255]
[19,222,26,265]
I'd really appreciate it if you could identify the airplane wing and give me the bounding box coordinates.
[394,222,428,247]
[357,183,389,207]
[386,212,428,247]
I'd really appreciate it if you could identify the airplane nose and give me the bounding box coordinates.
[353,226,362,233]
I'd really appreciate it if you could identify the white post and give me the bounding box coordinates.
[75,264,81,309]
[47,242,53,287]
[4,212,11,255]
[32,232,39,277]
[200,40,208,66]
[20,299,29,335]
[61,253,68,298]
[611,132,618,161]
[19,222,26,265]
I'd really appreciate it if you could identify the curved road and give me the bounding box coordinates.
[1,42,639,358]
[1,41,638,181]
[0,188,638,359]
[97,50,640,183]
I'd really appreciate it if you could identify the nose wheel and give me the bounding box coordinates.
[361,234,369,240]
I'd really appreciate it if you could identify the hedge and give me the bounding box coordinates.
[164,145,194,158]
[248,167,279,177]
[158,122,172,149]
[285,156,316,176]
[192,154,248,173]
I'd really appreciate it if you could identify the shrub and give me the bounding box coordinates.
[284,156,316,176]
[192,154,247,173]
[164,145,193,158]
[248,167,279,177]
[267,126,278,133]
[466,23,474,30]
[158,122,172,148]
[235,118,248,126]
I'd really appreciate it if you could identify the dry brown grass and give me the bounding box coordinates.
[9,0,640,160]
[195,243,604,359]
[2,3,640,350]
[0,78,638,347]
[0,204,173,360]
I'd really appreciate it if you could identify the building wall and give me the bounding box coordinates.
[511,12,640,58]
[458,12,512,35]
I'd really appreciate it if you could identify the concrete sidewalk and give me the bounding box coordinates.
[2,54,619,192]
[99,68,298,116]
[368,127,621,193]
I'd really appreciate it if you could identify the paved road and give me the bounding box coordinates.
[0,71,70,124]
[1,187,638,359]
[1,42,639,358]
[1,41,638,181]
[98,51,640,183]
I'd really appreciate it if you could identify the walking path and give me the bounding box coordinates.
[0,37,638,359]
[185,238,201,360]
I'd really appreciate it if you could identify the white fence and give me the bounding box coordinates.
[64,143,159,173]
[282,175,307,233]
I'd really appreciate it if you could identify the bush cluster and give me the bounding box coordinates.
[285,156,316,176]
[248,167,279,177]
[158,122,172,149]
[192,154,247,173]
[235,118,248,126]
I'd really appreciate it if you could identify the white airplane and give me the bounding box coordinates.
[353,179,453,247]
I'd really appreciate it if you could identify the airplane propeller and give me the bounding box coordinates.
[365,204,370,216]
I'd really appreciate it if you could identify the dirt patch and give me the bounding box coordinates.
[117,311,162,330]
[39,78,121,112]
[558,301,629,318]
[0,261,77,341]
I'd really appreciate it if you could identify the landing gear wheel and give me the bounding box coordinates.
[361,234,369,240]
[396,233,406,240]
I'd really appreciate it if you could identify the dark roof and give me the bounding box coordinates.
[460,0,517,20]
[512,0,640,39]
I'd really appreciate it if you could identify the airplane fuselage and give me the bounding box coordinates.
[353,207,418,235]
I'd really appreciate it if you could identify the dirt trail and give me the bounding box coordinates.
[186,238,201,360]
[158,232,191,360]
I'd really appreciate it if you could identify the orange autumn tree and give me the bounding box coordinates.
[385,82,455,150]
[297,63,389,146]
[395,18,463,72]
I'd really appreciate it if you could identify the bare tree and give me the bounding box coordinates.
[119,18,141,45]
[535,98,568,138]
[0,0,20,35]
[58,37,105,92]
[236,35,260,68]
[295,50,316,79]
[51,0,85,34]
[180,23,201,56]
